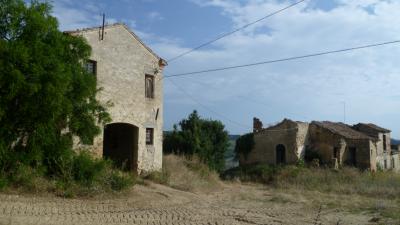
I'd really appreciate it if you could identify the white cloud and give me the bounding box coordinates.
[147,11,164,21]
[51,0,400,136]
[156,0,400,136]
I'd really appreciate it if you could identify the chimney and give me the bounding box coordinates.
[253,117,263,133]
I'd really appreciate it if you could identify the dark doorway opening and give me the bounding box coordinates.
[347,147,357,167]
[103,123,138,171]
[276,144,286,165]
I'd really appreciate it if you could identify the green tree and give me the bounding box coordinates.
[163,111,229,172]
[0,0,110,177]
[234,133,254,160]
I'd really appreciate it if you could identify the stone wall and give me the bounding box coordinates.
[390,153,400,172]
[308,124,373,170]
[241,120,308,166]
[375,132,393,170]
[72,24,164,173]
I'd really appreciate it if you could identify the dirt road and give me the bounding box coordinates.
[0,183,387,225]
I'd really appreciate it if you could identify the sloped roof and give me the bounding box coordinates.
[256,118,307,134]
[353,123,391,133]
[64,23,167,65]
[312,121,374,140]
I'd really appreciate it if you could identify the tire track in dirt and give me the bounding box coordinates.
[0,184,380,225]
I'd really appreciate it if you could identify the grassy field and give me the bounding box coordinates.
[223,164,400,222]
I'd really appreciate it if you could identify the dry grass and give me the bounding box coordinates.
[275,166,400,199]
[146,154,222,192]
[224,164,400,222]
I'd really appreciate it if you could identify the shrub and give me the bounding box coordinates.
[0,0,110,189]
[163,111,229,172]
[71,151,108,185]
[108,170,135,191]
[234,133,254,160]
[222,164,278,184]
[0,176,7,190]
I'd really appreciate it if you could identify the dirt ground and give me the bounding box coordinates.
[0,182,395,225]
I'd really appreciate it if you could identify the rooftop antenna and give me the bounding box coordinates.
[341,101,346,123]
[101,13,105,41]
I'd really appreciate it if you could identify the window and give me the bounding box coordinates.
[383,134,387,151]
[384,160,387,169]
[85,60,97,76]
[333,147,339,159]
[146,128,154,145]
[145,75,155,98]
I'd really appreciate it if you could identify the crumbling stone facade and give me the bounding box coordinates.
[239,119,309,166]
[241,118,398,172]
[353,123,392,170]
[308,122,377,170]
[67,24,166,173]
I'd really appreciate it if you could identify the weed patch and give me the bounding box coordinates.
[146,154,221,192]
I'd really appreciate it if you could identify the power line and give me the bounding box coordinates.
[166,0,307,63]
[167,79,309,133]
[164,40,400,78]
[167,79,251,129]
[174,76,273,109]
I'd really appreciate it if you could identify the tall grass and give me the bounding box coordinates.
[146,154,222,192]
[277,167,400,198]
[223,165,400,199]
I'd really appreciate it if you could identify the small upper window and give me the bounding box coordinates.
[85,60,97,76]
[145,75,155,99]
[383,134,387,151]
[146,128,154,145]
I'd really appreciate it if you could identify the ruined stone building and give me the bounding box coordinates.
[390,143,400,172]
[239,118,399,172]
[66,23,167,173]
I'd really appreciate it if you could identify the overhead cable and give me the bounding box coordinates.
[166,0,307,63]
[165,40,400,78]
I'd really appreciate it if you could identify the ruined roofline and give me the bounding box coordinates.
[353,123,391,133]
[255,118,308,134]
[64,23,167,66]
[311,121,376,141]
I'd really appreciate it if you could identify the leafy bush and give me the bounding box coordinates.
[163,111,229,172]
[0,150,135,197]
[0,0,110,188]
[222,164,278,184]
[72,152,108,185]
[108,171,135,191]
[234,133,254,160]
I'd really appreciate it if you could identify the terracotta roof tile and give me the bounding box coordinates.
[312,121,374,140]
[353,123,391,133]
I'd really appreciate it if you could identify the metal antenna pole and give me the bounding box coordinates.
[101,13,105,40]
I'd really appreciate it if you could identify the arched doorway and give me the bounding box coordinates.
[103,123,139,171]
[276,144,286,165]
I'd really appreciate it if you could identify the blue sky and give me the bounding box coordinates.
[52,0,400,138]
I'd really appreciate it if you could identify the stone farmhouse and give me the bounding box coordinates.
[66,23,167,173]
[240,118,399,172]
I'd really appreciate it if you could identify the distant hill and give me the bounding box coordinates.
[392,139,400,145]
[225,135,240,170]
[229,135,240,141]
